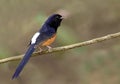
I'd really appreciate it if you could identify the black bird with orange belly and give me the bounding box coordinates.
[12,14,63,79]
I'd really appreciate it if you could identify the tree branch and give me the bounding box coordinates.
[0,32,120,64]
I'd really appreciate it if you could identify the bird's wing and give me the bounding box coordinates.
[35,28,56,45]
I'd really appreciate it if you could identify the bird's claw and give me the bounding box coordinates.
[47,46,52,52]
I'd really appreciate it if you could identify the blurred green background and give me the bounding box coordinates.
[0,0,120,84]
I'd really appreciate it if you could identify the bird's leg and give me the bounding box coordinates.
[46,46,52,52]
[35,45,43,52]
[38,46,43,52]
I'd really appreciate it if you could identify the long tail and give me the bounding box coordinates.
[12,44,36,79]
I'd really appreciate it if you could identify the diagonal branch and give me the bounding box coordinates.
[0,32,120,64]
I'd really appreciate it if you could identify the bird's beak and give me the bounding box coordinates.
[60,16,64,20]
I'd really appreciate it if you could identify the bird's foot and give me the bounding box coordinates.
[38,47,43,52]
[35,45,43,52]
[46,46,52,52]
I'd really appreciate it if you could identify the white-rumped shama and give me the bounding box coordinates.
[12,14,63,79]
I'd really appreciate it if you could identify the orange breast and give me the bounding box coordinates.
[41,34,56,46]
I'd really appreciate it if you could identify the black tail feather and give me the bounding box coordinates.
[12,44,35,79]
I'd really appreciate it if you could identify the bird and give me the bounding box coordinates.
[12,14,63,79]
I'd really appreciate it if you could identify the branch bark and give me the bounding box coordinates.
[0,32,120,64]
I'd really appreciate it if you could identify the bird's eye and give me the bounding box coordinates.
[56,16,59,19]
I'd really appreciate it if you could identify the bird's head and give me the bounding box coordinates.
[45,14,63,29]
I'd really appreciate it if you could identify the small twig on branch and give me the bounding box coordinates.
[0,32,120,64]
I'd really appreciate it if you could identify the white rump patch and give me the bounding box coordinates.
[31,32,40,44]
